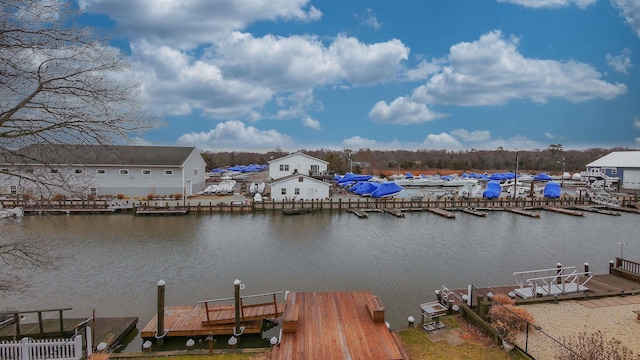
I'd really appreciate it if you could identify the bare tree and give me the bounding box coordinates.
[0,0,157,293]
[1,0,158,192]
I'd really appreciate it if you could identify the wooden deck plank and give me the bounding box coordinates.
[272,291,405,360]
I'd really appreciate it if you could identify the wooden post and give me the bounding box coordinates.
[59,309,64,336]
[157,280,166,344]
[556,263,562,284]
[234,279,242,336]
[584,262,590,273]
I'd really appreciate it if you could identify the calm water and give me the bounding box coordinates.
[2,210,639,351]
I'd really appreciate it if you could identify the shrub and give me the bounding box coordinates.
[174,193,182,200]
[147,194,154,200]
[555,330,638,360]
[116,194,125,199]
[87,194,95,201]
[489,299,535,343]
[52,193,65,201]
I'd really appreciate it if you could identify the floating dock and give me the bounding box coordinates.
[136,208,189,215]
[572,206,622,216]
[544,206,585,216]
[460,208,487,217]
[346,209,369,218]
[426,208,456,219]
[505,208,540,218]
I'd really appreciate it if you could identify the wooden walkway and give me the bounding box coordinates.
[272,291,407,360]
[445,274,640,307]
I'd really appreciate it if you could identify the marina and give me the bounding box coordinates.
[1,206,639,354]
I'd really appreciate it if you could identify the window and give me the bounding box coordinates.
[281,188,287,195]
[90,187,97,196]
[279,164,289,171]
[10,185,17,195]
[298,176,304,182]
[119,169,129,175]
[294,188,300,195]
[142,169,151,175]
[74,169,83,174]
[611,168,617,175]
[164,170,173,175]
[50,168,58,174]
[194,169,198,176]
[311,165,319,174]
[97,169,106,175]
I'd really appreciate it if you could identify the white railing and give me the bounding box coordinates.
[0,336,82,360]
[513,266,592,299]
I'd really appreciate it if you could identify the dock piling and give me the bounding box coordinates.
[157,280,166,344]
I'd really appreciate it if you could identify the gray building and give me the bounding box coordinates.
[584,151,640,191]
[0,144,207,199]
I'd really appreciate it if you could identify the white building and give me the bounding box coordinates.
[0,144,207,199]
[584,151,640,190]
[269,174,330,201]
[268,152,328,180]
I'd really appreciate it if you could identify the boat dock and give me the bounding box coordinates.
[136,207,189,215]
[426,208,456,218]
[572,205,622,216]
[0,309,137,350]
[272,291,407,360]
[460,208,488,217]
[543,206,585,216]
[505,208,540,218]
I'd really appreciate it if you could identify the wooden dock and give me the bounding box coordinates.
[460,208,487,217]
[282,208,315,215]
[572,205,622,216]
[544,206,585,216]
[136,208,189,215]
[505,208,540,218]
[346,209,369,218]
[140,302,283,338]
[0,317,137,348]
[426,208,456,219]
[272,291,406,360]
[22,208,116,215]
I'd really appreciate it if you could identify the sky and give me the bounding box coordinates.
[75,0,640,152]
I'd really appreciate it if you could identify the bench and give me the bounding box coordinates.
[366,294,385,323]
[282,294,299,333]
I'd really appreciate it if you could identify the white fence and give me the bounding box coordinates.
[0,336,82,360]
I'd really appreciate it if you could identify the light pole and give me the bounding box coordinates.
[558,156,565,188]
[513,150,519,200]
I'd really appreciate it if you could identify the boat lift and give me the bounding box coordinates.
[512,265,593,299]
[420,286,452,331]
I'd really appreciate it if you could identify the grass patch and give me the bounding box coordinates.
[398,317,528,360]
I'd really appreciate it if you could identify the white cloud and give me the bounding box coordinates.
[301,116,321,130]
[405,59,442,81]
[606,48,633,74]
[355,8,381,30]
[79,0,322,49]
[450,129,491,142]
[412,30,627,106]
[496,0,596,9]
[634,117,640,129]
[636,137,640,145]
[611,0,640,38]
[369,97,447,125]
[545,132,557,139]
[342,136,378,149]
[176,120,292,150]
[423,132,462,150]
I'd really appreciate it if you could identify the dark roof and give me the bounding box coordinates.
[1,144,197,166]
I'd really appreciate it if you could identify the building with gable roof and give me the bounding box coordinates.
[584,151,640,190]
[0,144,206,199]
[267,152,328,180]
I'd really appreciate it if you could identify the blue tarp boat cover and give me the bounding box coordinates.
[543,182,561,198]
[354,181,379,196]
[349,181,366,193]
[483,180,501,199]
[337,173,373,184]
[370,182,403,198]
[534,173,553,181]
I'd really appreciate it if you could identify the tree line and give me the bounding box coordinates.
[201,146,632,176]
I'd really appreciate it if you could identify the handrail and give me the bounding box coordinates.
[513,266,576,288]
[197,290,286,304]
[522,270,592,296]
[615,257,640,276]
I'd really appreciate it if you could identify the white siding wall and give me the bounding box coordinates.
[181,149,207,196]
[268,154,328,180]
[270,176,329,201]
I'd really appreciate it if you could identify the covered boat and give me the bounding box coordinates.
[354,181,379,196]
[543,182,561,198]
[533,173,553,181]
[337,173,373,184]
[370,182,403,198]
[482,180,501,199]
